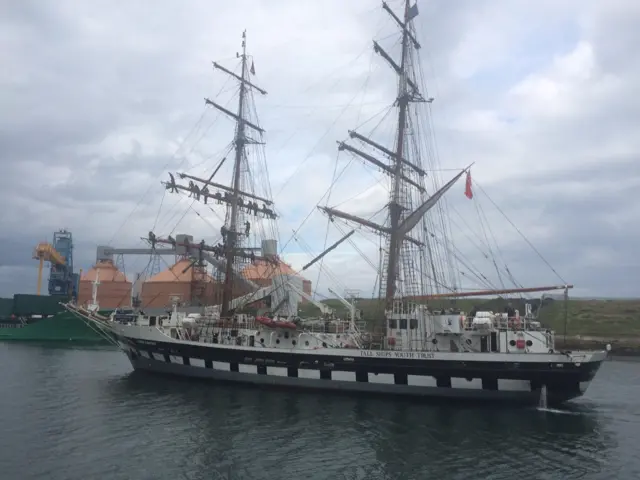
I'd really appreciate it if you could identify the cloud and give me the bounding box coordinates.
[0,0,638,301]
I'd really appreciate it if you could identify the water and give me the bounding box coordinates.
[1,344,639,480]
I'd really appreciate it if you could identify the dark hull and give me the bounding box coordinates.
[119,333,604,407]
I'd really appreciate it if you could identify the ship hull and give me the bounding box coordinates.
[115,325,605,407]
[0,312,109,344]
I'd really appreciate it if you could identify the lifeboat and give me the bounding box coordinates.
[255,316,297,330]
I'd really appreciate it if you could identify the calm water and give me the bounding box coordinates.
[0,344,639,480]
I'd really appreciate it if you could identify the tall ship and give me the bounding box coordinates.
[0,229,107,343]
[65,2,606,406]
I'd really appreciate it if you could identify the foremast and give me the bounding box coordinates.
[319,1,467,315]
[223,31,250,318]
[157,31,277,316]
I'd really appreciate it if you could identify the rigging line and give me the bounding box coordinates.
[267,101,390,110]
[114,255,154,308]
[474,198,505,290]
[152,189,167,231]
[188,141,234,171]
[264,41,375,157]
[413,46,460,286]
[292,230,347,289]
[273,68,377,200]
[476,200,523,289]
[108,108,208,244]
[189,203,221,235]
[445,211,519,288]
[351,103,395,133]
[447,204,494,259]
[157,253,184,283]
[314,150,341,301]
[152,121,235,232]
[473,180,568,284]
[125,74,237,239]
[354,48,377,127]
[414,112,455,291]
[332,223,377,272]
[426,230,499,291]
[277,158,354,254]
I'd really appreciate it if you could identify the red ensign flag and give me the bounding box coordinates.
[464,171,473,199]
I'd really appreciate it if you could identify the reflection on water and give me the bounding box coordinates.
[0,344,638,480]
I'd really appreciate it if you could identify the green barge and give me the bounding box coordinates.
[0,294,109,344]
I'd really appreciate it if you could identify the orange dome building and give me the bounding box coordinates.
[242,259,312,301]
[140,259,221,308]
[78,260,132,309]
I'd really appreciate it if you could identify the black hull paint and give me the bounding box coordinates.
[120,334,603,406]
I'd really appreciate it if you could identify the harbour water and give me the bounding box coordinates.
[1,343,638,480]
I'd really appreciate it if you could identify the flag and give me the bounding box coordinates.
[407,3,419,21]
[464,171,473,199]
[250,61,255,75]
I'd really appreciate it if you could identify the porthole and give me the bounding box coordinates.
[509,340,516,347]
[305,341,310,346]
[292,340,297,346]
[276,339,280,344]
[432,338,438,344]
[260,338,264,344]
[526,340,533,347]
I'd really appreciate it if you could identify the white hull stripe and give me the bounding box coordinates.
[135,349,535,393]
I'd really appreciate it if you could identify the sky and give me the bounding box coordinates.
[1,0,639,300]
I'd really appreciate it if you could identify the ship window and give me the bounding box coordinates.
[305,341,310,346]
[388,319,397,329]
[409,319,418,329]
[260,338,264,343]
[292,340,297,346]
[276,339,280,344]
[284,332,290,339]
[399,319,407,330]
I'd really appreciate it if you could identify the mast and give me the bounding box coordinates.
[157,30,273,316]
[318,1,468,318]
[385,0,411,307]
[222,31,249,317]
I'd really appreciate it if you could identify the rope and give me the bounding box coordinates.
[473,181,568,284]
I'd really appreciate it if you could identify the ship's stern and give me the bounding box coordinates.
[545,350,607,405]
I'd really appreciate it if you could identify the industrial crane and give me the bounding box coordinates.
[32,229,79,299]
[32,243,65,296]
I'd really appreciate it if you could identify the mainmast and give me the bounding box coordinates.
[318,1,469,315]
[385,0,412,307]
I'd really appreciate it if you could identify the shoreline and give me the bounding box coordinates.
[555,335,640,356]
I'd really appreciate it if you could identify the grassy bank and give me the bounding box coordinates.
[298,297,640,353]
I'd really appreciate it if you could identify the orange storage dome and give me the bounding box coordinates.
[78,260,132,309]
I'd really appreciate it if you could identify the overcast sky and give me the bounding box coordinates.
[1,0,638,300]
